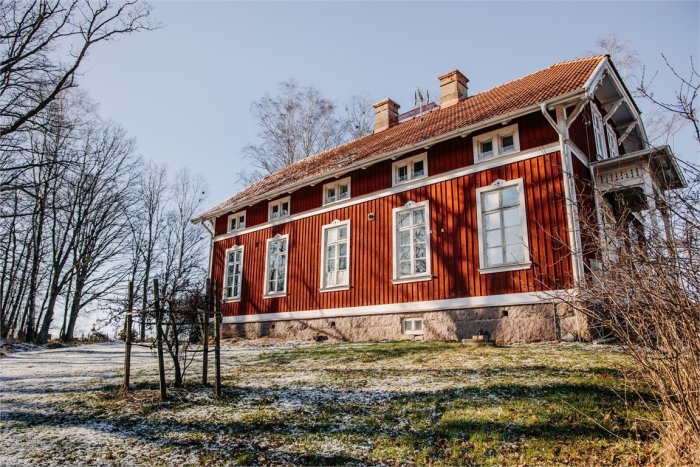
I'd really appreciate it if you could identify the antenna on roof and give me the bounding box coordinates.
[414,88,432,121]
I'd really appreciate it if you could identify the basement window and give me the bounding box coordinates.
[473,124,520,162]
[402,317,424,335]
[227,211,246,233]
[268,196,291,221]
[323,177,351,205]
[392,153,428,186]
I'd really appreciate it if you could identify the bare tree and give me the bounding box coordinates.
[239,80,353,184]
[638,54,700,145]
[587,33,642,84]
[343,93,374,140]
[0,0,155,140]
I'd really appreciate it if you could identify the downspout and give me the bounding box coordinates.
[540,101,585,340]
[202,219,215,282]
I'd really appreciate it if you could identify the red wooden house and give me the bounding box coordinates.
[193,56,685,343]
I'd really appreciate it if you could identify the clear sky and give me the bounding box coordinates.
[78,1,699,207]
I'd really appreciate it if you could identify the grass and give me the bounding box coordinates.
[1,341,661,465]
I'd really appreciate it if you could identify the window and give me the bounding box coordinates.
[268,196,291,221]
[264,234,289,297]
[392,153,428,186]
[320,220,350,291]
[473,124,520,162]
[605,123,619,159]
[476,179,531,273]
[223,246,244,301]
[402,317,424,335]
[393,201,431,282]
[323,177,351,205]
[227,211,246,233]
[591,104,608,160]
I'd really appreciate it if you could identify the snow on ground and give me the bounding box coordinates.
[0,340,649,465]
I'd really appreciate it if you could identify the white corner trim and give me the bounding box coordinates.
[213,142,560,243]
[221,290,573,324]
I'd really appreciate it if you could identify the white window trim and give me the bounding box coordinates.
[473,124,521,162]
[227,210,246,233]
[392,200,432,283]
[263,233,289,298]
[268,196,291,221]
[475,178,531,274]
[591,104,608,160]
[392,152,428,187]
[322,177,351,205]
[402,317,424,335]
[319,219,351,292]
[605,123,619,159]
[223,245,244,302]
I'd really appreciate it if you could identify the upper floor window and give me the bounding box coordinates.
[591,104,608,160]
[476,179,531,273]
[323,177,351,205]
[392,153,428,186]
[393,201,432,282]
[606,123,619,159]
[223,245,244,301]
[320,220,350,291]
[268,196,291,221]
[264,234,289,297]
[227,211,246,233]
[473,124,520,162]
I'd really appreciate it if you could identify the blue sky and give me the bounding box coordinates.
[78,1,699,205]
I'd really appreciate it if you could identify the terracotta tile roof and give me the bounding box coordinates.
[196,55,606,221]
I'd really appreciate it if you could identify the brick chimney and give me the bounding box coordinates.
[373,98,400,133]
[438,69,469,108]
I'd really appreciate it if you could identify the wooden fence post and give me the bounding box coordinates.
[202,278,210,386]
[214,281,222,399]
[122,281,134,393]
[153,279,167,401]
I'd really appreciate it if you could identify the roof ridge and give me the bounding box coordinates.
[465,54,607,99]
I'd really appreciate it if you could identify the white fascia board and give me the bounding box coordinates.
[220,289,574,324]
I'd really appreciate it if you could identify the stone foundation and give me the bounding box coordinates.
[222,303,589,344]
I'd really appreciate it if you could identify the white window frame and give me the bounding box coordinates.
[473,124,521,162]
[392,200,432,283]
[402,317,424,335]
[268,196,291,221]
[476,178,531,274]
[322,177,351,205]
[263,233,289,298]
[591,104,608,160]
[605,123,619,159]
[392,152,428,187]
[223,245,244,301]
[319,219,351,292]
[227,210,246,233]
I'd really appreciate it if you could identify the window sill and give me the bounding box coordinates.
[393,274,432,285]
[479,262,532,275]
[319,285,350,293]
[403,331,424,336]
[322,197,350,207]
[268,216,290,223]
[223,298,241,303]
[392,174,427,188]
[263,293,287,299]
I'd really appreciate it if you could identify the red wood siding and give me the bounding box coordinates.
[212,152,573,317]
[213,112,559,236]
[571,156,598,265]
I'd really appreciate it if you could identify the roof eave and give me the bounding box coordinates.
[192,89,589,224]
